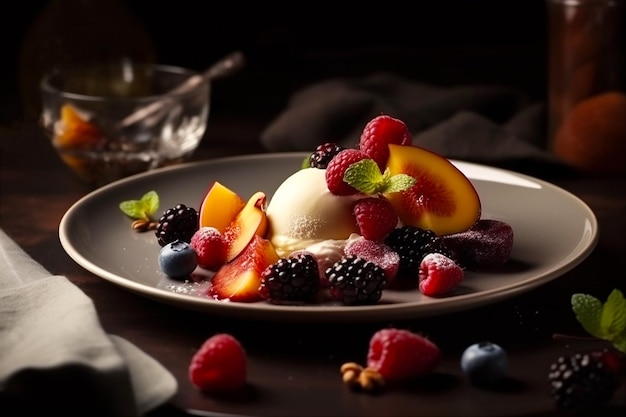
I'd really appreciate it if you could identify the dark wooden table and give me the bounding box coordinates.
[1,117,625,416]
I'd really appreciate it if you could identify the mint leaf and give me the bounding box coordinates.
[602,289,626,341]
[612,332,626,353]
[344,159,384,194]
[572,293,604,337]
[382,169,416,193]
[119,190,159,220]
[301,155,311,169]
[344,159,416,195]
[572,289,626,353]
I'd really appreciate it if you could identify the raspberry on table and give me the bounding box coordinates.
[190,226,227,271]
[367,328,441,383]
[418,252,464,296]
[259,252,320,302]
[155,203,199,247]
[353,197,398,242]
[359,114,413,171]
[309,142,347,169]
[189,333,247,393]
[326,256,387,305]
[325,148,369,195]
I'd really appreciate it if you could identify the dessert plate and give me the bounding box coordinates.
[59,153,598,322]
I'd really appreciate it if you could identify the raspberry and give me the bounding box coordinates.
[325,148,369,195]
[189,333,247,393]
[384,226,452,277]
[190,226,227,271]
[367,328,441,382]
[442,219,514,270]
[259,252,320,302]
[353,197,398,241]
[155,203,198,247]
[309,142,346,169]
[359,114,412,171]
[418,253,464,296]
[548,349,623,409]
[326,256,387,305]
[344,237,400,284]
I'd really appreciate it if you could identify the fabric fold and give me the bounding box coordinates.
[260,72,572,176]
[0,229,177,416]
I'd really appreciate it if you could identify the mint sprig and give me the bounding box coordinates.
[571,289,626,353]
[119,190,160,221]
[343,159,416,195]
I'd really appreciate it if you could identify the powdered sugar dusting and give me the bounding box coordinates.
[443,219,514,269]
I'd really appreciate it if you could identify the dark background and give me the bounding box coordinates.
[2,0,548,130]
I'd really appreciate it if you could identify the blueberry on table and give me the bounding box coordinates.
[460,341,508,385]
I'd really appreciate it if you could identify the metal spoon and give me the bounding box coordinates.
[117,50,245,130]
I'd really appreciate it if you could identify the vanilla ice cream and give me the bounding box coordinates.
[266,168,361,257]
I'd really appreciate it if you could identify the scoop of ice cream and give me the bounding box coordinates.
[266,168,361,257]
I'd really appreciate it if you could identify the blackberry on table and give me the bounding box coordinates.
[384,226,452,276]
[309,142,346,169]
[548,349,622,409]
[155,204,198,246]
[326,256,387,305]
[260,253,320,302]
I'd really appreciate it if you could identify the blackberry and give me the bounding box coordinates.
[155,204,198,246]
[384,226,452,276]
[309,142,346,169]
[259,253,320,302]
[326,256,387,305]
[548,349,621,409]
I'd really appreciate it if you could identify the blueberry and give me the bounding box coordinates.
[158,240,198,280]
[460,341,508,385]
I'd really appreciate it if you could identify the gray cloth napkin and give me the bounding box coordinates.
[260,72,574,177]
[0,229,177,416]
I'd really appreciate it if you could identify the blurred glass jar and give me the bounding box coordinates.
[547,0,626,175]
[19,0,157,123]
[40,63,210,186]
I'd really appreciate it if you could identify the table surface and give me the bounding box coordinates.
[1,116,625,417]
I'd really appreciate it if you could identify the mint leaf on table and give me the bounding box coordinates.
[119,190,160,221]
[571,289,626,353]
[344,159,416,195]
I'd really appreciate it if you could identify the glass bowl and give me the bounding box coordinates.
[40,62,210,186]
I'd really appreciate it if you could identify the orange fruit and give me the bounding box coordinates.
[553,91,626,175]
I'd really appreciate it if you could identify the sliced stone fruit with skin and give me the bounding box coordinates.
[384,144,481,236]
[223,191,269,262]
[198,181,246,232]
[207,234,279,302]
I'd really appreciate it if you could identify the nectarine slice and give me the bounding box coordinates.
[199,181,246,232]
[384,144,481,236]
[208,235,279,302]
[223,191,269,262]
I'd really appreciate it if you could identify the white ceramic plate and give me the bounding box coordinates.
[59,153,598,322]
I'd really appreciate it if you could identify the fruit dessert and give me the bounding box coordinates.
[123,114,515,305]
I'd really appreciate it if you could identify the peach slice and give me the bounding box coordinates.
[53,104,107,178]
[54,104,105,149]
[208,234,279,302]
[198,181,246,232]
[223,191,268,262]
[384,144,481,236]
